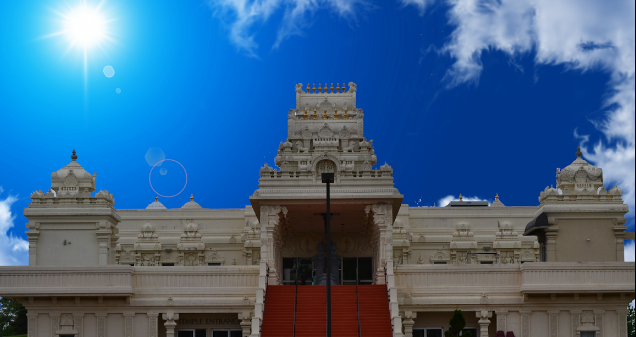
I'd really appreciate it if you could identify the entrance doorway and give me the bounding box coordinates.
[282,257,373,285]
[342,257,373,285]
[177,329,241,337]
[282,258,314,285]
[177,329,206,337]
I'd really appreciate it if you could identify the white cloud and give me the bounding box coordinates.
[625,240,635,262]
[0,188,29,266]
[437,194,490,207]
[403,0,635,216]
[207,0,371,56]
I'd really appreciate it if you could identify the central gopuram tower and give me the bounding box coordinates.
[249,82,404,287]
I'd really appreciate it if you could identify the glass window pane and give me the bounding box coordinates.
[230,330,243,337]
[212,331,228,337]
[461,328,478,336]
[427,328,443,337]
[413,329,425,337]
[358,257,373,281]
[178,331,195,337]
[342,258,357,281]
[195,329,207,337]
[580,332,596,337]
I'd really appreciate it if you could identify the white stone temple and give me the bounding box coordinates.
[0,83,633,337]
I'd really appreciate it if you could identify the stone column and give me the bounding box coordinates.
[476,311,492,337]
[50,313,61,337]
[27,222,40,266]
[402,311,417,337]
[26,312,37,337]
[548,310,559,337]
[148,313,159,337]
[520,310,531,337]
[613,225,626,261]
[96,221,113,266]
[617,309,628,337]
[259,205,287,285]
[495,310,507,333]
[74,313,84,337]
[239,312,252,337]
[570,310,581,337]
[594,310,605,337]
[545,227,558,262]
[163,312,179,337]
[96,313,107,337]
[123,313,134,337]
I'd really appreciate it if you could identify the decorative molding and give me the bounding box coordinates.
[148,313,159,337]
[124,313,134,337]
[26,312,37,337]
[74,314,84,337]
[548,312,558,337]
[50,314,60,337]
[96,314,106,337]
[520,311,531,337]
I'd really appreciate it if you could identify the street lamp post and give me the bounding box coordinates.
[321,172,334,337]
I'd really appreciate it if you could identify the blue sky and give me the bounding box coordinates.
[0,0,634,265]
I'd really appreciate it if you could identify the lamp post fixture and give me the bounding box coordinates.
[321,172,334,337]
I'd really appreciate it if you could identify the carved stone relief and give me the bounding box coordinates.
[549,313,558,337]
[97,315,106,337]
[521,312,530,337]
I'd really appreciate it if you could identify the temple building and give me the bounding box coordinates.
[0,83,634,337]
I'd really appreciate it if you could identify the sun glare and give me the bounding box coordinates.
[49,1,114,52]
[64,6,107,47]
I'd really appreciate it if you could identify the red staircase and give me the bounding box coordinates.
[358,285,393,337]
[261,285,295,336]
[261,285,392,337]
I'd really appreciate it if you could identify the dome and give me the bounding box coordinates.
[556,147,603,192]
[181,194,202,209]
[490,194,505,207]
[51,150,96,196]
[146,196,167,209]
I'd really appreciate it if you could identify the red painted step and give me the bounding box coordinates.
[261,285,295,336]
[261,285,392,337]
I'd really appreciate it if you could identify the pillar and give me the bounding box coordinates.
[26,312,37,337]
[495,310,507,334]
[476,311,492,337]
[74,313,84,337]
[594,310,605,337]
[402,311,416,337]
[124,313,134,337]
[570,310,581,337]
[520,310,531,337]
[545,227,558,262]
[148,313,159,337]
[240,312,252,337]
[96,313,107,337]
[617,309,628,337]
[163,312,179,337]
[50,313,61,337]
[548,310,559,337]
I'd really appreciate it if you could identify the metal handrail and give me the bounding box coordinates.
[356,267,361,337]
[383,267,394,335]
[259,266,270,336]
[293,263,299,336]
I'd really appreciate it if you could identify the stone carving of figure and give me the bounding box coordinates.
[343,141,355,152]
[295,141,309,153]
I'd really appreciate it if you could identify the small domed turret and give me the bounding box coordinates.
[556,147,603,193]
[50,149,96,196]
[181,194,202,209]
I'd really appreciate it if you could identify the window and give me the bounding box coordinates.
[462,328,478,336]
[208,263,222,266]
[177,329,206,337]
[580,332,596,337]
[212,330,242,337]
[433,262,447,265]
[413,328,443,337]
[162,263,175,266]
[480,261,493,265]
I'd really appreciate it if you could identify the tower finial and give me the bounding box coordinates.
[71,149,77,161]
[190,194,194,201]
[576,146,582,158]
[155,195,159,202]
[459,193,463,201]
[495,193,499,200]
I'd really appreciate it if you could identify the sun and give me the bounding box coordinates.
[47,0,115,53]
